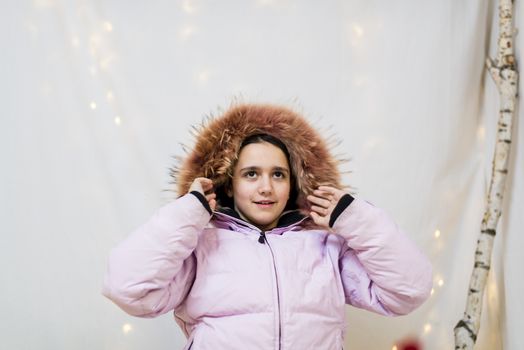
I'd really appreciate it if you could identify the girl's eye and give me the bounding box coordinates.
[245,171,257,178]
[273,171,285,179]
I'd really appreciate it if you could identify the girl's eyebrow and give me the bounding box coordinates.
[239,166,289,173]
[273,166,290,174]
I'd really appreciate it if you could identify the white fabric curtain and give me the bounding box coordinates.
[2,1,522,349]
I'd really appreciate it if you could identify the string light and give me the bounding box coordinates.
[103,21,113,32]
[362,137,382,152]
[79,17,121,132]
[71,36,80,48]
[424,323,432,334]
[353,76,368,87]
[99,54,114,70]
[34,0,56,8]
[89,34,102,56]
[392,346,398,350]
[182,0,196,13]
[25,21,39,37]
[477,125,486,142]
[488,282,498,302]
[257,0,277,6]
[434,229,441,239]
[179,26,196,41]
[430,288,435,296]
[348,23,365,47]
[197,70,209,83]
[437,278,444,287]
[122,323,132,334]
[352,24,364,37]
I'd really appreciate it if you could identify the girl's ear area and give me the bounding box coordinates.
[225,181,233,197]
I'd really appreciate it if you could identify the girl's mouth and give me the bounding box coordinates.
[254,201,275,207]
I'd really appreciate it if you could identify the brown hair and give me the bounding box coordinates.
[171,103,344,214]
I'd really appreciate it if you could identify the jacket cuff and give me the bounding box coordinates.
[190,191,212,215]
[329,193,355,228]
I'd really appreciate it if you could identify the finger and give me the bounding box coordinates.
[199,178,214,190]
[313,189,334,201]
[311,205,329,216]
[317,185,336,191]
[307,195,331,208]
[209,198,216,211]
[317,186,345,200]
[205,193,216,201]
[310,211,321,222]
[310,211,327,227]
[193,178,214,194]
[189,181,204,194]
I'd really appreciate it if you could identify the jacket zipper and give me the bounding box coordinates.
[259,231,282,350]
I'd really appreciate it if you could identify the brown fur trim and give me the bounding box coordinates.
[170,103,344,213]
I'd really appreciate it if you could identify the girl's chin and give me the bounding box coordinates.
[250,216,279,230]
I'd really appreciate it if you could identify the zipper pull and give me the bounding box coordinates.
[258,231,266,244]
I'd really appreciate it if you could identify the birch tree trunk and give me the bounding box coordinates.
[454,0,518,348]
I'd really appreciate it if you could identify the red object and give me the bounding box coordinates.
[397,337,422,350]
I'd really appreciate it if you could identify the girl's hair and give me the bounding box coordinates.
[216,133,299,211]
[240,134,291,160]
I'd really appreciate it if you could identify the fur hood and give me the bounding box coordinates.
[171,103,344,212]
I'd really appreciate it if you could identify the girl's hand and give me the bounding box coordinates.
[307,186,347,229]
[189,177,216,211]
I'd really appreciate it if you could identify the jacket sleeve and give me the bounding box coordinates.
[333,197,432,316]
[102,193,212,317]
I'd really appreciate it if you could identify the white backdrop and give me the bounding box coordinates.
[1,1,522,349]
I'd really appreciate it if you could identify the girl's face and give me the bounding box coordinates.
[231,141,291,231]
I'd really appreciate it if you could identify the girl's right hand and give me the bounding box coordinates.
[189,177,217,211]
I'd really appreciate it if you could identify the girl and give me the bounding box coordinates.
[102,103,432,349]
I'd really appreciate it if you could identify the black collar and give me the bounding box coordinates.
[217,207,306,228]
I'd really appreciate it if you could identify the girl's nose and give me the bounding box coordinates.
[258,176,273,195]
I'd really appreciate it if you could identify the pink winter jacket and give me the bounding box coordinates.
[102,193,432,350]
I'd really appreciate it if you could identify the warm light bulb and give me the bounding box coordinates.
[114,116,122,125]
[71,36,80,48]
[90,34,101,46]
[106,91,114,101]
[182,0,196,13]
[34,0,56,8]
[89,34,101,55]
[104,21,113,32]
[430,288,435,296]
[392,346,398,350]
[122,323,132,334]
[90,102,97,110]
[353,76,367,87]
[179,26,195,40]
[198,71,209,83]
[434,229,441,238]
[477,125,485,142]
[99,55,114,70]
[438,279,444,287]
[257,0,276,5]
[353,24,364,37]
[424,323,432,333]
[362,137,382,152]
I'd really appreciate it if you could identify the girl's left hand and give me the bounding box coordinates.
[307,186,347,229]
